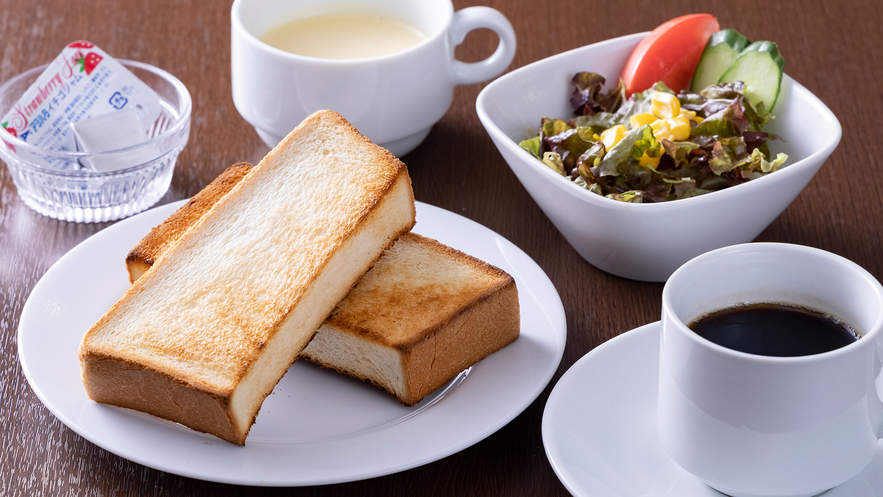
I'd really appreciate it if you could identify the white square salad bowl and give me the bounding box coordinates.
[476,33,841,282]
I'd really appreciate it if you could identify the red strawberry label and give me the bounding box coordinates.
[75,52,103,75]
[2,122,16,152]
[68,41,95,49]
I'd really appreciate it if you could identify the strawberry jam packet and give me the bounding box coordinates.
[0,41,161,169]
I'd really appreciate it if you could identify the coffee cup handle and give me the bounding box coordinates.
[448,7,516,86]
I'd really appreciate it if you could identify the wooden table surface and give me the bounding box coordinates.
[2,0,881,495]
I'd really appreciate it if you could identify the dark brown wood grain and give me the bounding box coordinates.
[2,0,881,495]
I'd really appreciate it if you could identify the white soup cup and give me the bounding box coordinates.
[231,0,516,157]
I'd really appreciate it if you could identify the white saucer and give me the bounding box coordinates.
[542,322,883,497]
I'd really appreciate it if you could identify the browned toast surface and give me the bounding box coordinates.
[322,233,515,347]
[126,162,253,283]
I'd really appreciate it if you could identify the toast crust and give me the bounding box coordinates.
[81,352,238,442]
[79,110,416,444]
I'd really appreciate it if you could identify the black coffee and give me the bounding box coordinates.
[688,303,859,357]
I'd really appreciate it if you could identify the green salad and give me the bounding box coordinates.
[519,74,788,203]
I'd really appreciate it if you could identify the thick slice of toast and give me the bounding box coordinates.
[302,232,520,406]
[127,168,521,407]
[79,110,416,445]
[125,162,254,283]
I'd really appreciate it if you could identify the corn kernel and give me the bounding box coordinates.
[668,117,692,141]
[679,109,696,120]
[650,119,673,141]
[629,112,657,129]
[639,152,661,170]
[600,124,627,150]
[651,92,681,119]
[593,133,601,141]
[692,115,704,124]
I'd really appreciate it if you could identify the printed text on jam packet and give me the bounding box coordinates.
[1,41,160,168]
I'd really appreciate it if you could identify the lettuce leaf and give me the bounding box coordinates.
[570,72,625,116]
[519,136,541,158]
[592,125,657,178]
[573,82,660,132]
[520,73,789,203]
[544,126,597,170]
[541,152,567,176]
[606,190,643,202]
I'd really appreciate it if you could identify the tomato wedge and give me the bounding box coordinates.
[620,14,720,96]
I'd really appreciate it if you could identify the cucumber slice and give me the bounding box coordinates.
[719,41,785,116]
[690,29,751,93]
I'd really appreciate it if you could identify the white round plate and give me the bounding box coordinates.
[542,322,883,497]
[18,201,566,486]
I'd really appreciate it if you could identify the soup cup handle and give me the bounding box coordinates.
[874,336,883,438]
[448,7,516,86]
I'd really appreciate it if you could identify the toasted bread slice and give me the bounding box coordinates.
[125,162,254,283]
[302,233,520,406]
[79,110,416,445]
[127,168,520,407]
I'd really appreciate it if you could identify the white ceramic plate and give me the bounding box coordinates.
[18,201,566,486]
[542,323,883,497]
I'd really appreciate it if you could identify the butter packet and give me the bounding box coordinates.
[0,41,161,170]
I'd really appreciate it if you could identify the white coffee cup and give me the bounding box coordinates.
[659,243,883,497]
[231,0,516,157]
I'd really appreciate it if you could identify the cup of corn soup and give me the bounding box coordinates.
[231,0,516,157]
